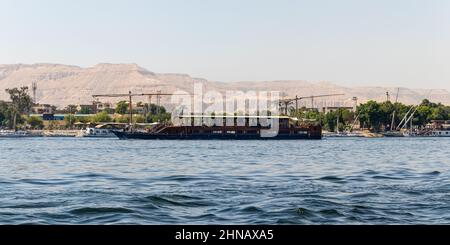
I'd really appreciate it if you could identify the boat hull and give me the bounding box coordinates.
[381,131,405,137]
[431,130,450,137]
[113,131,321,140]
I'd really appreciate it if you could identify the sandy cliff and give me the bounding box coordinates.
[0,63,448,108]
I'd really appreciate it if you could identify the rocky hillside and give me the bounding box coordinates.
[0,63,449,108]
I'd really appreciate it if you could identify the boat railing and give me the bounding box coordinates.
[150,123,168,133]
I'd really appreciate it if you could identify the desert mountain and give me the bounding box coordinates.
[1,63,449,109]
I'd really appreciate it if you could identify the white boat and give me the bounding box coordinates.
[323,131,364,138]
[429,123,450,137]
[431,130,450,137]
[0,130,31,138]
[79,127,117,138]
[403,131,419,137]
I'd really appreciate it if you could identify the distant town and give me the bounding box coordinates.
[0,86,171,132]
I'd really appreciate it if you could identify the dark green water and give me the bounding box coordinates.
[0,137,449,224]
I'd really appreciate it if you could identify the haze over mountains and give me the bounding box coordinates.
[0,63,449,109]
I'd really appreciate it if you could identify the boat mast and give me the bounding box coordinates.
[401,106,419,130]
[349,111,361,133]
[396,106,414,130]
[410,116,413,133]
[390,88,400,131]
[390,111,396,131]
[336,112,339,134]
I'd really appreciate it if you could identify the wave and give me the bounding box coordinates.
[69,207,135,215]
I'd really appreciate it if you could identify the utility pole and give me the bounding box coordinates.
[352,97,358,112]
[156,90,161,115]
[128,91,133,126]
[145,95,152,119]
[32,82,37,104]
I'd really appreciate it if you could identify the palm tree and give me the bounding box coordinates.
[5,87,33,130]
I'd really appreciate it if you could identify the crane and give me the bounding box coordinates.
[279,93,345,115]
[92,91,182,125]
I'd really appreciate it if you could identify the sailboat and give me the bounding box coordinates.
[382,89,408,137]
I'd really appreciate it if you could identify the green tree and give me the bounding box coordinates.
[5,87,33,130]
[0,111,4,125]
[102,108,115,114]
[323,111,337,132]
[412,99,450,127]
[358,100,384,131]
[27,116,44,129]
[414,105,431,127]
[340,109,355,125]
[147,112,171,123]
[78,105,92,115]
[115,116,130,123]
[64,114,77,128]
[91,111,112,123]
[134,115,146,123]
[146,103,166,115]
[77,116,91,124]
[65,104,78,114]
[379,101,395,129]
[115,101,129,115]
[0,101,7,126]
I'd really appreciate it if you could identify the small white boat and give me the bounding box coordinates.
[79,127,117,138]
[0,130,31,138]
[323,131,364,138]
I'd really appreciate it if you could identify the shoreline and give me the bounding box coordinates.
[0,130,80,138]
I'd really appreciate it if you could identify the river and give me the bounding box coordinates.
[0,137,449,224]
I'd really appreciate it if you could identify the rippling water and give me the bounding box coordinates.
[0,137,449,224]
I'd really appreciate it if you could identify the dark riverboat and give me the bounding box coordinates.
[113,115,322,140]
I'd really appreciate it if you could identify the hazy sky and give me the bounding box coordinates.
[1,0,449,89]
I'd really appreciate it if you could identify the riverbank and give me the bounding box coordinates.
[0,130,81,138]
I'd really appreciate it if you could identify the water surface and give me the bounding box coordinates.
[0,137,449,224]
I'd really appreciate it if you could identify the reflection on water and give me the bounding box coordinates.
[0,137,449,224]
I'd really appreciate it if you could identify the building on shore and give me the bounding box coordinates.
[321,106,355,114]
[94,101,114,113]
[32,104,54,114]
